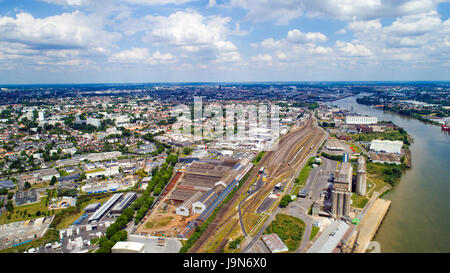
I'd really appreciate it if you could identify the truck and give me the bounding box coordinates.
[157,238,166,247]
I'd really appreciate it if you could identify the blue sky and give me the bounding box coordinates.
[0,0,449,83]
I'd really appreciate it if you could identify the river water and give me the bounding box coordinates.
[329,95,450,253]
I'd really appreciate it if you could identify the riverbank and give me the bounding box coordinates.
[329,95,450,253]
[356,96,448,127]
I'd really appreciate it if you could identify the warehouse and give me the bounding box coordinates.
[88,193,122,223]
[345,116,377,125]
[192,189,218,215]
[325,138,344,151]
[112,241,145,253]
[15,189,37,206]
[175,191,202,217]
[84,202,101,213]
[370,139,403,154]
[368,152,402,165]
[111,192,137,214]
[261,234,289,253]
[306,221,350,253]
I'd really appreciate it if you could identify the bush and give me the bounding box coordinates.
[229,237,243,250]
[279,195,292,208]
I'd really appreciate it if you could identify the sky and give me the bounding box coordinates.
[0,0,449,84]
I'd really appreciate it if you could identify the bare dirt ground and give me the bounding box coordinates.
[136,203,198,237]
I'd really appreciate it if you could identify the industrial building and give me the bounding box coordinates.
[368,152,402,165]
[112,241,145,253]
[87,193,122,223]
[192,189,218,215]
[169,159,238,206]
[15,189,37,206]
[179,163,253,238]
[345,116,378,125]
[325,138,344,151]
[370,139,403,154]
[331,162,352,219]
[175,191,202,216]
[84,202,101,213]
[356,156,367,196]
[306,221,350,253]
[111,192,137,214]
[0,180,15,189]
[261,234,289,253]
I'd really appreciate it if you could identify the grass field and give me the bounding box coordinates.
[144,216,174,229]
[310,225,320,241]
[264,213,305,251]
[366,163,395,196]
[291,157,314,195]
[0,196,51,225]
[351,193,369,209]
[349,143,361,153]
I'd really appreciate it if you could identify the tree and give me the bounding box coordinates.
[279,195,292,208]
[6,200,14,212]
[24,182,31,189]
[50,176,57,186]
[182,147,193,155]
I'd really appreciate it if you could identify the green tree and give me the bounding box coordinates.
[279,195,292,208]
[50,176,57,186]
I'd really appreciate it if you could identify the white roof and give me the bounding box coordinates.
[112,241,145,252]
[306,221,350,253]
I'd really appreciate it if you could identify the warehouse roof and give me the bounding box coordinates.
[306,221,350,253]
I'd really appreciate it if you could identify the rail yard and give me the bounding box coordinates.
[189,115,326,253]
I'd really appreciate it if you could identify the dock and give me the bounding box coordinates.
[341,192,391,253]
[354,198,391,252]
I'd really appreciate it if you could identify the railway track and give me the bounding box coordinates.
[214,122,322,252]
[189,117,317,253]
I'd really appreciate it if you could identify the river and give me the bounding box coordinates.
[328,95,450,253]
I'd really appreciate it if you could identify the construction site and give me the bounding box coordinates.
[134,158,253,238]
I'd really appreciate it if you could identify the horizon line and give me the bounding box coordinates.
[1,80,450,86]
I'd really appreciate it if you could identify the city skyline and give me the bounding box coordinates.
[0,0,449,84]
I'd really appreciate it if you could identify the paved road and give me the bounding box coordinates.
[285,199,314,252]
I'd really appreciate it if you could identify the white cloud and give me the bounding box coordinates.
[260,29,327,50]
[261,38,282,49]
[229,0,448,24]
[42,0,196,6]
[251,54,272,62]
[385,10,443,36]
[143,11,231,49]
[0,11,120,50]
[254,28,332,67]
[335,41,373,56]
[109,48,176,64]
[141,10,242,63]
[347,20,382,33]
[0,10,122,70]
[342,10,450,63]
[275,51,287,60]
[287,29,327,43]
